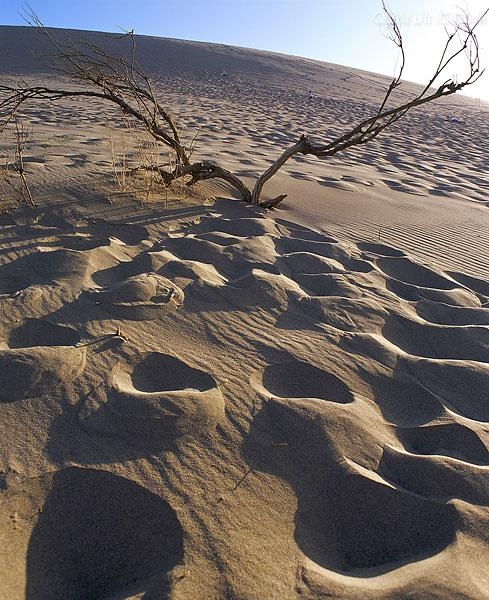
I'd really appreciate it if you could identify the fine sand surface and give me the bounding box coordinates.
[0,25,489,600]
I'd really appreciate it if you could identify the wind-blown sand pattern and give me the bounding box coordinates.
[0,26,489,599]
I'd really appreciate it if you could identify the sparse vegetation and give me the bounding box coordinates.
[0,118,35,208]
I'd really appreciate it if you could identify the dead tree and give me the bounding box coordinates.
[0,3,486,208]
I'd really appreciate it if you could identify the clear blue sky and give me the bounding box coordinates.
[2,0,488,100]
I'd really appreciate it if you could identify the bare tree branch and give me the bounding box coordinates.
[250,4,487,204]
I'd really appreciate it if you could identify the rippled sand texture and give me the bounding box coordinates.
[0,25,488,600]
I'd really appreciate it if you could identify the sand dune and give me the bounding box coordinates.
[0,25,488,600]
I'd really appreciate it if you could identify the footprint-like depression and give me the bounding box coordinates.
[81,352,225,443]
[256,360,354,404]
[0,319,85,402]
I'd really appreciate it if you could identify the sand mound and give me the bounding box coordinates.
[158,254,227,287]
[275,238,372,273]
[277,251,346,274]
[298,296,388,332]
[80,352,225,444]
[0,249,91,295]
[292,272,363,298]
[57,234,112,251]
[120,249,172,277]
[0,467,184,599]
[386,278,480,307]
[377,257,456,289]
[0,346,86,402]
[90,273,184,320]
[400,357,489,422]
[382,314,489,362]
[165,233,278,278]
[219,270,301,310]
[195,231,244,246]
[275,219,337,243]
[164,236,234,274]
[415,298,489,325]
[379,445,489,505]
[195,215,280,238]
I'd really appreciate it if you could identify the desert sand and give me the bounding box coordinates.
[0,25,489,600]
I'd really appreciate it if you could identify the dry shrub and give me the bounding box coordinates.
[0,119,34,210]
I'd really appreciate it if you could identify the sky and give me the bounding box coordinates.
[2,0,489,101]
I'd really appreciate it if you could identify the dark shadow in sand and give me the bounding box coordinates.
[26,467,184,600]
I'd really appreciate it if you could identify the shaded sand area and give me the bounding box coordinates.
[1,26,489,599]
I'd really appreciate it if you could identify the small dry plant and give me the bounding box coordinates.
[0,119,35,209]
[107,120,130,193]
[104,113,193,206]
